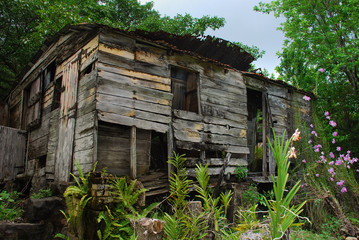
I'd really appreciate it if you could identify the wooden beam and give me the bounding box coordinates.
[262,92,268,178]
[130,126,137,179]
[167,122,174,179]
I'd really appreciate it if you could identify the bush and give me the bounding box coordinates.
[31,188,52,199]
[0,190,24,221]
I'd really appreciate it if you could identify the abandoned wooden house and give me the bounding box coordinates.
[0,23,312,195]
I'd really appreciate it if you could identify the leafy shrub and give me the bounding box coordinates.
[0,190,24,221]
[31,188,52,199]
[234,166,248,182]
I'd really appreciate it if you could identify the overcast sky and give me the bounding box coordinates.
[139,0,285,76]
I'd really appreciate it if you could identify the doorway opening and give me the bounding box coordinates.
[247,88,264,173]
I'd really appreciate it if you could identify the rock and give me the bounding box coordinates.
[24,196,65,222]
[133,218,165,240]
[345,237,358,240]
[0,222,45,240]
[24,196,66,239]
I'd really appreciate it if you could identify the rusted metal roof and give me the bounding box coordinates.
[130,29,254,71]
[20,23,254,80]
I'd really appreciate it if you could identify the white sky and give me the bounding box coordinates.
[139,0,285,76]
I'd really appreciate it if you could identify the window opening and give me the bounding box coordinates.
[51,76,63,111]
[171,67,198,113]
[246,88,263,172]
[43,61,56,89]
[150,131,168,171]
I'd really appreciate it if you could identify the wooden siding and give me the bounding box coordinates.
[0,126,27,180]
[96,32,172,133]
[97,123,151,176]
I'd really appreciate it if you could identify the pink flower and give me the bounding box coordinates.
[332,139,336,144]
[303,95,311,101]
[302,159,306,163]
[326,116,331,120]
[329,161,334,165]
[325,111,330,116]
[329,121,337,127]
[292,128,301,141]
[308,139,313,144]
[333,131,338,137]
[336,180,345,186]
[289,147,297,158]
[330,152,335,158]
[315,174,319,177]
[341,187,347,193]
[311,131,318,137]
[330,178,334,181]
[337,146,341,151]
[319,68,325,72]
[328,167,335,174]
[310,124,314,128]
[336,159,342,165]
[347,165,351,169]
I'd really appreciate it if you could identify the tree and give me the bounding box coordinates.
[255,0,359,153]
[0,0,226,100]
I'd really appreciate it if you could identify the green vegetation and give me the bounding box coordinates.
[0,190,23,221]
[30,188,52,199]
[234,166,248,182]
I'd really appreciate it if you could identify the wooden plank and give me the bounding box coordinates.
[135,46,167,67]
[175,140,250,154]
[201,75,246,94]
[73,148,94,169]
[55,53,80,182]
[97,77,172,103]
[173,110,203,122]
[185,158,247,167]
[99,31,135,50]
[262,92,268,177]
[98,50,135,71]
[0,126,27,180]
[98,111,168,133]
[75,111,95,139]
[96,93,171,115]
[130,126,137,179]
[98,62,171,85]
[186,166,239,177]
[74,134,94,152]
[28,135,48,159]
[134,61,169,78]
[98,70,170,92]
[99,43,134,60]
[97,101,171,125]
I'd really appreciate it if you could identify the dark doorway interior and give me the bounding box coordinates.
[247,88,263,172]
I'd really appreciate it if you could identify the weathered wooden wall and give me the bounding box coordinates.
[96,32,172,134]
[0,126,27,181]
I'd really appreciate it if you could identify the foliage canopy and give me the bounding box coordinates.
[0,0,226,99]
[255,0,359,153]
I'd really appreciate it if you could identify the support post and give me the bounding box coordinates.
[130,126,137,179]
[262,92,268,178]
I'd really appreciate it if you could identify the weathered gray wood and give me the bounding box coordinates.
[134,61,169,78]
[0,126,27,181]
[262,92,268,177]
[97,99,171,125]
[98,111,168,133]
[98,50,135,71]
[99,31,135,50]
[97,77,172,103]
[55,54,80,182]
[130,126,137,179]
[97,94,171,116]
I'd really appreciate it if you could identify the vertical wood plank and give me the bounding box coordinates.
[262,92,268,178]
[55,54,79,181]
[130,126,137,179]
[167,122,174,179]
